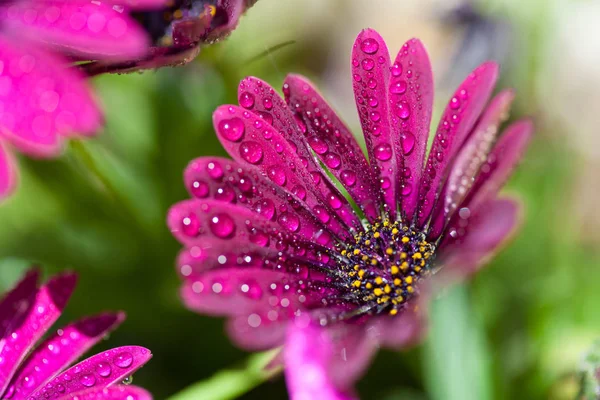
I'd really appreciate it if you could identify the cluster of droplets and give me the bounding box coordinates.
[3,346,139,399]
[333,219,435,316]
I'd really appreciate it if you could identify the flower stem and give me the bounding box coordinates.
[167,350,281,400]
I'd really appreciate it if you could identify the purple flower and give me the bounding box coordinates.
[0,0,161,200]
[0,269,153,400]
[167,28,532,391]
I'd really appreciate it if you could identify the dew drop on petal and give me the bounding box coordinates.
[114,352,133,368]
[391,63,402,77]
[239,92,255,109]
[191,180,209,198]
[340,170,356,187]
[79,374,96,387]
[210,213,236,238]
[218,118,245,142]
[278,212,300,232]
[360,38,379,54]
[96,362,111,378]
[308,136,328,154]
[268,166,286,185]
[324,153,341,169]
[374,143,392,161]
[239,141,263,164]
[313,205,330,223]
[181,213,200,237]
[391,80,407,95]
[400,131,416,155]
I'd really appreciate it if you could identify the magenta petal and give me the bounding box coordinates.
[285,319,356,400]
[0,141,17,200]
[390,39,434,221]
[369,300,426,348]
[0,269,39,339]
[0,272,76,396]
[238,76,360,230]
[213,104,358,233]
[205,0,245,42]
[283,74,381,222]
[2,0,150,60]
[441,197,522,277]
[352,29,397,218]
[417,62,499,226]
[459,119,533,217]
[8,313,125,400]
[106,0,167,9]
[226,314,288,351]
[55,385,152,400]
[27,346,152,400]
[428,89,515,239]
[180,268,301,317]
[0,38,102,157]
[184,156,343,243]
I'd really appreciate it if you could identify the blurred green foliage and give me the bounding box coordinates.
[1,1,599,399]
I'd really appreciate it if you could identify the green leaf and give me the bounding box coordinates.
[167,350,281,400]
[423,284,493,400]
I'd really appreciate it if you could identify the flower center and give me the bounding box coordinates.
[334,219,436,317]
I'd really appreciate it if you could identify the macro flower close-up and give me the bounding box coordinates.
[0,269,152,400]
[168,27,532,392]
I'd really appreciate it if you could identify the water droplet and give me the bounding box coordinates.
[324,153,341,169]
[254,199,275,220]
[391,63,402,77]
[391,80,407,94]
[311,172,321,184]
[96,362,111,378]
[206,161,223,179]
[256,111,273,125]
[181,213,200,237]
[239,141,263,164]
[262,97,273,110]
[328,194,342,209]
[360,38,379,54]
[292,185,307,200]
[249,230,269,247]
[400,131,415,155]
[242,280,263,300]
[353,74,362,83]
[380,177,391,189]
[79,374,96,387]
[21,375,36,388]
[401,183,412,196]
[368,97,378,107]
[210,213,235,238]
[313,205,330,223]
[458,207,471,219]
[278,212,300,232]
[114,352,133,368]
[122,375,133,385]
[239,92,255,109]
[361,58,375,71]
[308,136,328,154]
[191,180,209,198]
[218,118,245,142]
[267,166,286,185]
[367,79,377,89]
[449,96,460,110]
[340,170,356,187]
[374,143,392,161]
[394,100,410,119]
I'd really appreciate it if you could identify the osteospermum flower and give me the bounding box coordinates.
[0,269,152,400]
[0,0,165,200]
[167,28,532,390]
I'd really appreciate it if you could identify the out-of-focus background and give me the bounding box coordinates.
[1,0,599,399]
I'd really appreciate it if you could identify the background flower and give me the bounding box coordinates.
[0,269,152,399]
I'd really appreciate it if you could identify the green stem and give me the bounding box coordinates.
[69,140,122,202]
[167,350,281,400]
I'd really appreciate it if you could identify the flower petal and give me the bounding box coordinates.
[284,74,381,221]
[0,141,17,200]
[0,269,39,340]
[205,0,246,43]
[184,156,345,242]
[0,38,102,157]
[389,39,434,222]
[213,104,358,233]
[1,0,150,60]
[167,198,335,252]
[440,197,523,277]
[226,312,288,351]
[458,119,533,216]
[28,346,152,400]
[8,313,125,400]
[0,272,76,396]
[352,29,397,218]
[428,89,515,239]
[238,76,360,230]
[285,319,356,400]
[107,0,167,9]
[55,385,152,400]
[417,62,499,226]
